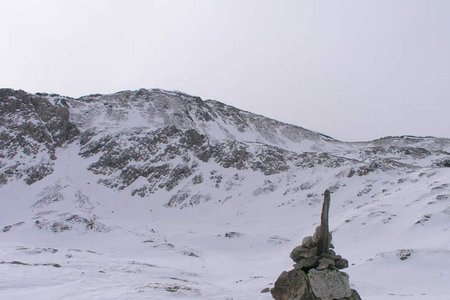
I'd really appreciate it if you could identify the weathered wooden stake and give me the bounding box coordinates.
[318,189,331,255]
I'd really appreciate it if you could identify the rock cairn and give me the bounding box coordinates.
[271,190,361,300]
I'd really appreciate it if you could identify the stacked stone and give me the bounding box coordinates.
[270,190,361,300]
[290,226,349,272]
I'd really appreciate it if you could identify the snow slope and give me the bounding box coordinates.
[1,88,450,299]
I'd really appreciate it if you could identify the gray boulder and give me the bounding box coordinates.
[294,256,320,271]
[271,269,319,300]
[316,258,335,270]
[335,258,349,270]
[271,268,361,300]
[290,246,319,263]
[307,269,352,300]
[302,236,315,248]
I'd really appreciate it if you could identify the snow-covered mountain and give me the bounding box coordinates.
[1,88,449,299]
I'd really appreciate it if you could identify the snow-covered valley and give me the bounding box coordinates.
[1,88,450,299]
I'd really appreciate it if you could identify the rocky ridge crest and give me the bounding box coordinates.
[1,88,449,211]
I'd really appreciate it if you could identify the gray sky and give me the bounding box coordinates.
[1,0,449,141]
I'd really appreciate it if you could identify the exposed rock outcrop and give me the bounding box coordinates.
[271,190,361,300]
[0,89,79,185]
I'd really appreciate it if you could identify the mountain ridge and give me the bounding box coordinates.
[1,87,450,299]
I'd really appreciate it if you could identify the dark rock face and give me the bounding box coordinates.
[33,213,109,233]
[296,153,354,169]
[434,159,450,168]
[78,123,306,199]
[271,191,360,300]
[0,89,79,185]
[212,141,293,175]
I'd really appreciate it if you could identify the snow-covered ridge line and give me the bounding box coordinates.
[1,87,449,190]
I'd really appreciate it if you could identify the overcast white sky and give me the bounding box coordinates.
[1,0,449,141]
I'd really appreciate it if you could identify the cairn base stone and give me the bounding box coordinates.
[307,269,352,300]
[271,268,360,300]
[271,269,318,300]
